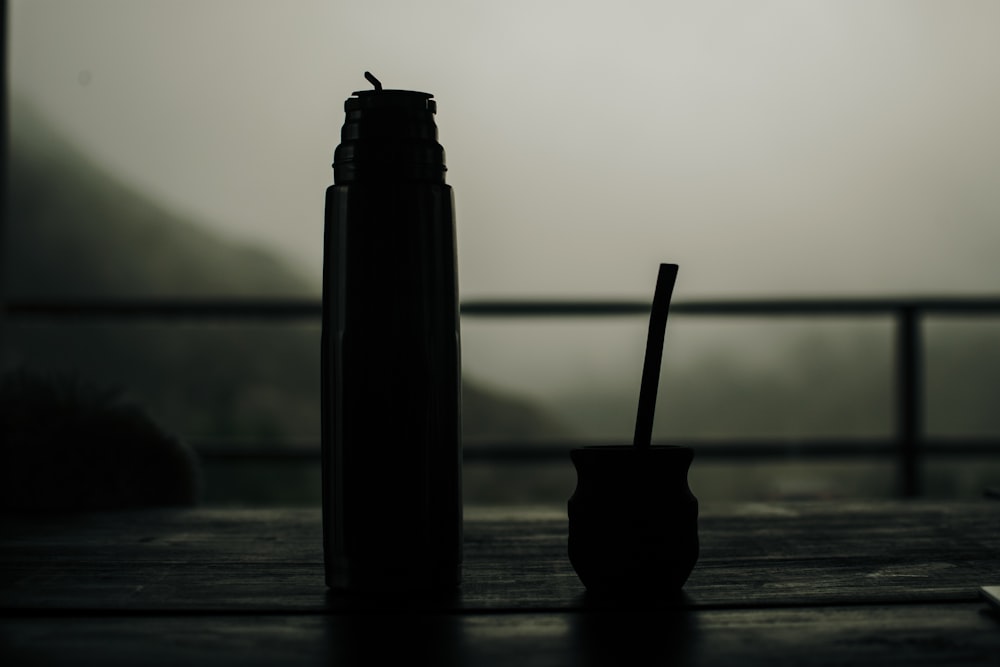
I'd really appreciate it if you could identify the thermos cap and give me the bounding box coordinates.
[334,74,446,184]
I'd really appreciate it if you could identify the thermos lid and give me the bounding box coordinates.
[334,73,446,184]
[345,89,437,114]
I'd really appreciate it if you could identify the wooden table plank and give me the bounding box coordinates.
[2,502,998,612]
[3,604,999,667]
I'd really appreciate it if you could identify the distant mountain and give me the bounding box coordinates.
[2,99,571,450]
[5,99,312,297]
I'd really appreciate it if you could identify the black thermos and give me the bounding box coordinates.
[321,74,462,591]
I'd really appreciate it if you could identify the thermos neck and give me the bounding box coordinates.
[333,89,447,185]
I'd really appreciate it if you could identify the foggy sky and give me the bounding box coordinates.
[9,0,1000,300]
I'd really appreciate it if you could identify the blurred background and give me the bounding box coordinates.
[4,0,1000,506]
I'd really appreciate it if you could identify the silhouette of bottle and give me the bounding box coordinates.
[322,74,462,591]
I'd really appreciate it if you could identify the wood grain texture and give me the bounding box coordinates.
[2,501,999,613]
[4,502,1000,665]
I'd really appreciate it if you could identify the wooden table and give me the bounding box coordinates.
[3,501,1000,665]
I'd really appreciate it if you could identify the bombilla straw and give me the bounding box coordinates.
[364,71,383,91]
[633,263,679,450]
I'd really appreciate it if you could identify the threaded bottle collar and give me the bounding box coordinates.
[333,73,446,184]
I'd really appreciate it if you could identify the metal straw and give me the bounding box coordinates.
[633,263,678,449]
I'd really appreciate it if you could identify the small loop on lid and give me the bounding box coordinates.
[363,71,383,91]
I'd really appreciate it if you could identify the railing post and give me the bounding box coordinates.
[896,306,922,498]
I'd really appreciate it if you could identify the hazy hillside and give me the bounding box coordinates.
[5,99,313,298]
[2,100,570,448]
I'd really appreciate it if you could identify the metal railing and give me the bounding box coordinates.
[7,295,1000,497]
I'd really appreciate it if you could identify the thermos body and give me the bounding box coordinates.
[321,81,462,592]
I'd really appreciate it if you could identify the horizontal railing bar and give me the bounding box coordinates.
[6,296,1000,320]
[464,301,650,317]
[700,299,1000,315]
[3,299,323,320]
[192,439,1000,463]
[465,297,1000,317]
